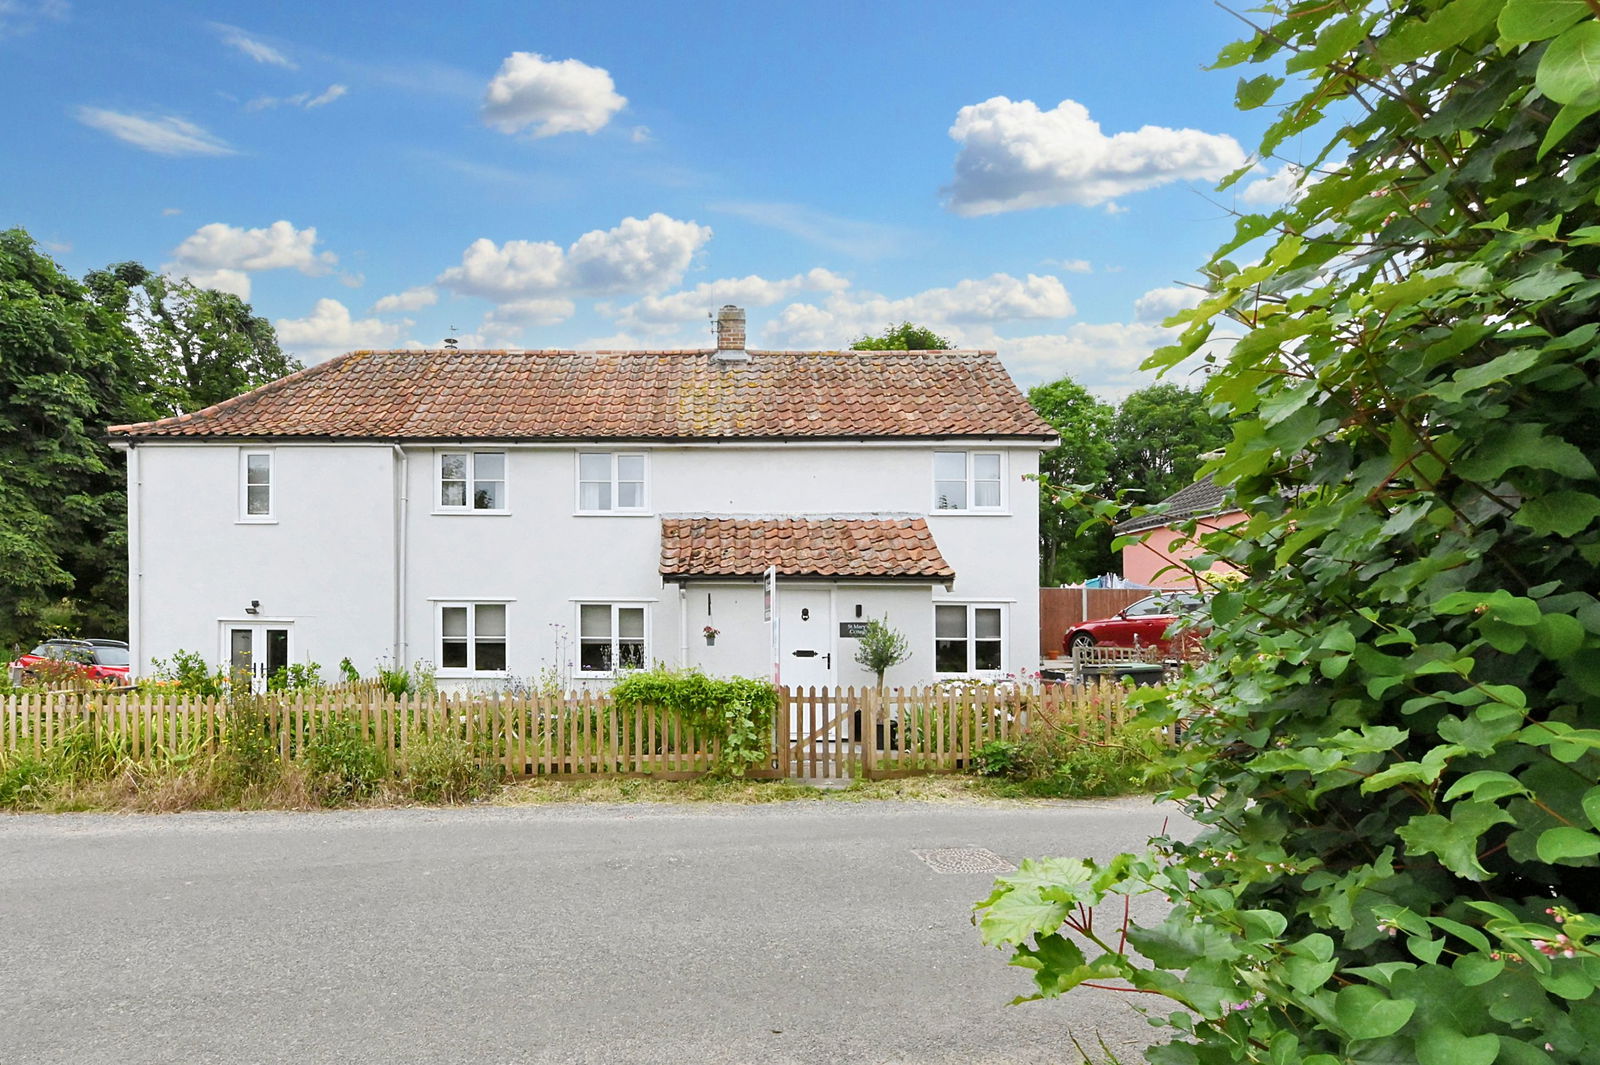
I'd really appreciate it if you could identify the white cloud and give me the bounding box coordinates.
[609,268,851,333]
[757,273,1076,349]
[166,220,337,298]
[372,286,438,313]
[275,299,409,363]
[214,23,295,68]
[630,125,652,143]
[1134,284,1204,324]
[944,97,1247,215]
[1045,258,1092,273]
[438,213,711,302]
[246,83,348,111]
[483,299,576,333]
[711,201,909,259]
[481,51,626,138]
[1239,162,1305,206]
[0,0,67,40]
[161,207,183,216]
[75,108,235,156]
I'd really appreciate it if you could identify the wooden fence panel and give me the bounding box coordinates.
[0,681,1141,783]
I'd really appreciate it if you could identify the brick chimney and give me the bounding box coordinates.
[714,305,748,362]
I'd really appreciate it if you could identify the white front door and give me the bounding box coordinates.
[222,622,293,694]
[779,587,834,690]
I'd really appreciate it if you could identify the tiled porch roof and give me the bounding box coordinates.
[658,516,955,582]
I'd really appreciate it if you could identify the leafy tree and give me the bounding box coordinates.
[84,263,299,414]
[0,229,152,647]
[1027,375,1116,583]
[979,5,1600,1064]
[0,232,295,649]
[1108,383,1229,506]
[849,321,950,350]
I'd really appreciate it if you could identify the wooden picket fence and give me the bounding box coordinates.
[0,681,1146,782]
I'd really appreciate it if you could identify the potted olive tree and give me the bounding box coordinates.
[853,617,910,750]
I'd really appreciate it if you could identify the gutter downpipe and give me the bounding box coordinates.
[391,444,409,666]
[678,583,689,668]
[125,442,142,680]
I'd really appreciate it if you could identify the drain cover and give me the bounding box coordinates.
[912,847,1016,874]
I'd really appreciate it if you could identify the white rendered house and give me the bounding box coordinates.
[108,307,1057,692]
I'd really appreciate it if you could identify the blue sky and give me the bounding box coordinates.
[3,1,1300,397]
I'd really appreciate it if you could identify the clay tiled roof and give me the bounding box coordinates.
[659,517,956,582]
[1113,473,1238,535]
[106,349,1054,441]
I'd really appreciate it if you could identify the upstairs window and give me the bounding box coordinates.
[240,450,273,521]
[578,603,646,673]
[439,452,506,512]
[934,604,1005,674]
[438,603,507,672]
[577,452,647,512]
[933,451,1003,511]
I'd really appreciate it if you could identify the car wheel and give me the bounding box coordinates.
[1069,633,1096,652]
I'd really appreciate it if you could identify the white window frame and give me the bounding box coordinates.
[933,602,1008,677]
[932,450,1006,513]
[575,601,649,677]
[575,451,649,515]
[434,601,511,676]
[238,449,275,523]
[435,451,508,514]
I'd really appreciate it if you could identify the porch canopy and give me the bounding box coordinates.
[659,516,955,585]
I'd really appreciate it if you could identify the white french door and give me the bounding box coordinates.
[221,623,293,694]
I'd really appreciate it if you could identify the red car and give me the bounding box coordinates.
[1063,593,1209,655]
[11,639,131,684]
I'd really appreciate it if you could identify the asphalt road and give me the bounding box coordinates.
[1,798,1193,1065]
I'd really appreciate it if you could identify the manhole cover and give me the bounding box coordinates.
[911,847,1016,874]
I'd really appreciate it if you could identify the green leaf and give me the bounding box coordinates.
[1500,0,1593,43]
[1584,785,1600,830]
[977,891,1070,947]
[1539,96,1600,158]
[1531,613,1587,659]
[1514,491,1600,536]
[1416,1026,1501,1065]
[1537,20,1600,103]
[1334,984,1416,1040]
[1236,74,1283,109]
[1535,826,1600,862]
[1443,770,1530,802]
[1397,802,1516,880]
[1453,953,1504,986]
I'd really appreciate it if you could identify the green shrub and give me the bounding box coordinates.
[375,660,436,698]
[303,715,387,804]
[611,667,777,776]
[217,697,279,792]
[0,752,54,807]
[400,730,499,804]
[971,725,1170,798]
[973,739,1025,779]
[267,661,323,693]
[853,617,911,687]
[148,649,229,697]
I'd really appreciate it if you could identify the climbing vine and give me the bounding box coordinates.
[978,4,1600,1063]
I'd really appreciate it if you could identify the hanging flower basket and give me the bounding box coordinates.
[703,625,720,646]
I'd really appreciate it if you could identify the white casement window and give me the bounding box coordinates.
[934,604,1006,674]
[577,452,647,513]
[239,450,274,521]
[438,451,506,512]
[933,451,1004,511]
[578,603,647,674]
[437,603,508,673]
